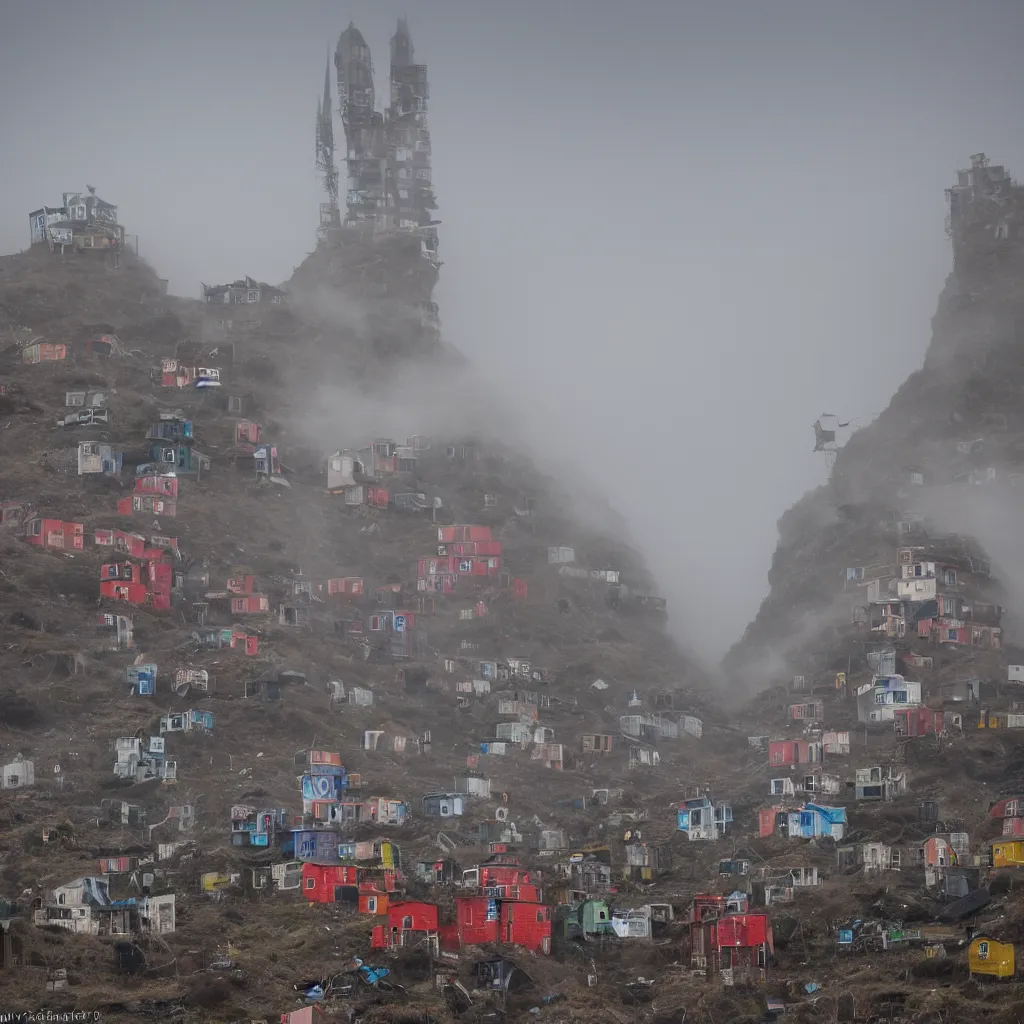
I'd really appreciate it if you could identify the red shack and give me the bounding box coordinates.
[768,740,822,767]
[439,540,503,557]
[235,420,262,443]
[988,797,1024,820]
[501,901,552,953]
[417,555,500,578]
[438,525,492,543]
[447,896,496,947]
[135,475,179,498]
[144,536,179,559]
[117,496,177,517]
[371,901,439,951]
[325,577,365,597]
[894,706,945,737]
[22,342,67,363]
[690,912,773,980]
[479,855,531,887]
[100,559,172,611]
[161,359,194,387]
[24,518,84,551]
[484,882,542,902]
[443,897,551,954]
[301,864,358,903]
[758,808,782,838]
[100,563,148,604]
[358,881,390,915]
[437,856,551,955]
[95,529,147,557]
[148,561,172,609]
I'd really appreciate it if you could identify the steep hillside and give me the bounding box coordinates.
[726,152,1024,689]
[0,192,737,1019]
[11,27,1024,1019]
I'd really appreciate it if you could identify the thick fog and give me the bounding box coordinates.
[3,0,1024,662]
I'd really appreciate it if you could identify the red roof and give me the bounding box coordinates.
[714,913,771,949]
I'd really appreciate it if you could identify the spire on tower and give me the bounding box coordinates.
[315,51,339,228]
[391,17,414,70]
[322,50,332,126]
[323,18,438,255]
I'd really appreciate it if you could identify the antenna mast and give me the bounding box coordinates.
[315,53,340,234]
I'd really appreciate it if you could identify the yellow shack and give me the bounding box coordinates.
[200,871,232,894]
[991,841,1024,869]
[969,935,1015,979]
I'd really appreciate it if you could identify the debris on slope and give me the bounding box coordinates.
[0,21,717,1024]
[8,28,1024,1024]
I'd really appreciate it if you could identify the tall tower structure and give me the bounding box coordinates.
[315,54,340,230]
[335,22,386,228]
[945,153,1021,271]
[385,19,438,262]
[390,16,414,69]
[321,20,439,267]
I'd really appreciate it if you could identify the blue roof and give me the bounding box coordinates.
[805,803,847,823]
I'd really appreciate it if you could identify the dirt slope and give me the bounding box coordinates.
[8,154,1024,1024]
[0,235,723,1021]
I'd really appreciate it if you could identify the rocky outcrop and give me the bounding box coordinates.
[726,153,1024,686]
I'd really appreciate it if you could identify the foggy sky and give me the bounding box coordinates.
[3,0,1024,664]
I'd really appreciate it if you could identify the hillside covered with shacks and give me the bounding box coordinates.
[7,21,1024,1024]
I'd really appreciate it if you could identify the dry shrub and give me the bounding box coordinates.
[183,976,232,1008]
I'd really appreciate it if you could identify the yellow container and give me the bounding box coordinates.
[201,871,230,892]
[991,842,1024,869]
[969,936,1015,979]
